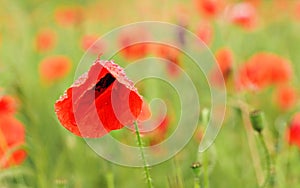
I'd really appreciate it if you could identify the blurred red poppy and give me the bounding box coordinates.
[0,95,17,116]
[228,2,257,29]
[146,116,170,145]
[295,1,300,20]
[55,6,83,26]
[275,86,297,110]
[236,53,292,90]
[118,29,150,60]
[153,44,181,77]
[197,22,213,46]
[195,0,223,18]
[286,113,300,148]
[210,47,233,86]
[55,59,143,138]
[39,56,72,83]
[81,35,104,54]
[0,116,26,168]
[35,29,56,52]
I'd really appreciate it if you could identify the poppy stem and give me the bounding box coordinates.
[134,121,153,188]
[258,132,272,188]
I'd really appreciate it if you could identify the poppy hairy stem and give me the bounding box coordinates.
[258,132,272,188]
[134,121,153,188]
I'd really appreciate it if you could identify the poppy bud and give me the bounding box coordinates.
[250,110,265,132]
[191,162,202,177]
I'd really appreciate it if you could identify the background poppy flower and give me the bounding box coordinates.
[81,35,105,54]
[0,95,17,116]
[228,2,257,29]
[275,86,297,110]
[118,29,150,60]
[55,6,83,26]
[153,44,181,77]
[0,116,26,168]
[35,29,56,52]
[195,0,223,19]
[39,56,72,83]
[55,59,143,138]
[236,53,292,90]
[145,116,170,146]
[210,47,233,86]
[286,113,300,148]
[196,22,213,46]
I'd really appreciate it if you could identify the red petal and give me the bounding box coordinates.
[55,60,143,138]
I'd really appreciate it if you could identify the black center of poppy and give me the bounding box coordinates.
[94,73,116,94]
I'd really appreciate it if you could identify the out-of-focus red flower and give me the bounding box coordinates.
[146,116,170,145]
[0,95,17,116]
[35,29,56,52]
[118,29,150,60]
[195,0,223,18]
[236,53,292,91]
[197,22,213,46]
[55,7,83,26]
[286,113,300,148]
[153,44,181,77]
[138,102,151,121]
[39,56,72,83]
[215,48,233,77]
[0,116,26,168]
[81,35,104,54]
[55,59,143,138]
[275,86,297,110]
[294,1,300,20]
[210,48,233,86]
[228,2,257,29]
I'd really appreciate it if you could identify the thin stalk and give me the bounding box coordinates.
[134,121,153,188]
[106,171,114,188]
[258,132,272,188]
[194,177,200,188]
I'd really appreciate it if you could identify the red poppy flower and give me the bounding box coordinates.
[35,29,56,52]
[210,48,233,86]
[55,59,143,138]
[228,2,257,29]
[195,0,223,18]
[0,116,26,168]
[39,56,72,83]
[295,1,300,20]
[196,22,213,46]
[153,44,181,77]
[81,35,104,54]
[275,86,297,110]
[145,116,170,146]
[286,113,300,148]
[236,53,292,91]
[118,29,150,60]
[55,6,83,26]
[0,95,17,117]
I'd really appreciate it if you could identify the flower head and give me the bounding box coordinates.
[0,95,17,117]
[55,59,143,138]
[0,116,26,168]
[39,56,72,83]
[236,53,292,91]
[275,86,297,110]
[286,113,300,148]
[35,29,56,52]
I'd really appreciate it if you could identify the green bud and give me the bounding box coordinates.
[191,162,202,177]
[250,110,265,132]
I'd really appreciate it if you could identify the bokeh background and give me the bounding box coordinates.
[0,0,300,187]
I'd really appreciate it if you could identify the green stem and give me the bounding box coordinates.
[106,171,114,188]
[258,132,272,188]
[194,177,200,188]
[203,152,209,188]
[134,121,153,188]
